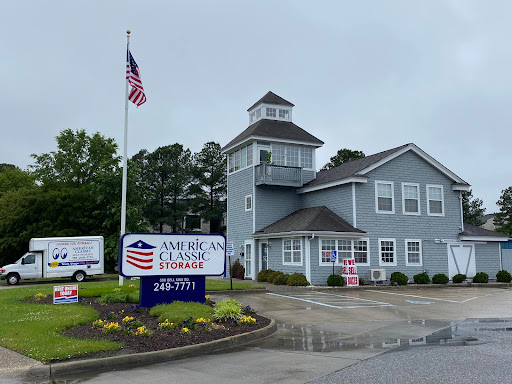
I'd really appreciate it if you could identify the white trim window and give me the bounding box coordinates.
[353,239,369,265]
[283,238,302,265]
[318,238,369,266]
[402,183,420,215]
[427,185,444,216]
[266,108,276,118]
[228,144,254,174]
[375,181,394,214]
[245,195,252,211]
[320,239,336,263]
[405,239,422,266]
[278,109,289,119]
[379,238,397,266]
[300,147,313,169]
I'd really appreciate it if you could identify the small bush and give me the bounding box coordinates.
[496,270,512,283]
[390,272,408,286]
[213,299,242,321]
[231,259,245,279]
[452,274,466,284]
[257,269,274,282]
[96,291,138,304]
[327,274,344,286]
[473,272,489,284]
[413,272,430,285]
[287,273,310,286]
[432,273,449,284]
[359,277,366,286]
[273,273,290,285]
[267,271,285,284]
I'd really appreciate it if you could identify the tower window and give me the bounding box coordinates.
[279,109,289,119]
[266,108,276,118]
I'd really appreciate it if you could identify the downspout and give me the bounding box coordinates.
[459,191,464,233]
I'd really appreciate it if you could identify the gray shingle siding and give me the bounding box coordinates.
[266,238,307,275]
[255,184,301,231]
[301,183,353,225]
[227,168,254,270]
[475,243,501,280]
[302,170,316,184]
[354,151,462,279]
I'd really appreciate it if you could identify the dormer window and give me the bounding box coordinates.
[279,109,289,119]
[255,108,261,119]
[266,108,276,118]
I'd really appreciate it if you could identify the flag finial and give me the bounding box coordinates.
[126,30,131,35]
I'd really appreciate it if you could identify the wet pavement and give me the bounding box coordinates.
[4,286,512,383]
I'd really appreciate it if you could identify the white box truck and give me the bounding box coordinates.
[0,236,104,285]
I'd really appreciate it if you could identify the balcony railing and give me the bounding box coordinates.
[255,163,303,187]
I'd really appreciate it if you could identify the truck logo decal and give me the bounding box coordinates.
[125,240,156,270]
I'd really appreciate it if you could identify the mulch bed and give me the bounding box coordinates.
[27,296,270,360]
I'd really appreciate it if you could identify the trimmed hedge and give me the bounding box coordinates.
[452,274,466,284]
[257,269,274,282]
[473,272,489,283]
[273,273,289,285]
[432,273,449,284]
[287,273,310,286]
[231,260,245,279]
[267,271,286,284]
[390,272,408,286]
[496,270,512,283]
[327,274,344,287]
[413,272,430,285]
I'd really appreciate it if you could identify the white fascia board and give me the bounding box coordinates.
[358,144,469,185]
[459,235,508,242]
[452,184,471,191]
[253,231,366,239]
[222,136,323,154]
[297,176,368,194]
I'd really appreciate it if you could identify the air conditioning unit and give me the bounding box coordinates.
[370,269,386,282]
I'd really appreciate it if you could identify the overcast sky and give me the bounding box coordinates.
[2,1,511,212]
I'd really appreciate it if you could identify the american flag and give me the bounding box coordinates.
[125,240,155,270]
[126,50,146,107]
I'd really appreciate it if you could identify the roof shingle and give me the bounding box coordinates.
[247,91,294,111]
[222,119,324,152]
[460,223,508,238]
[255,206,365,235]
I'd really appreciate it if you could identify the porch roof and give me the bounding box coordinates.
[254,206,365,237]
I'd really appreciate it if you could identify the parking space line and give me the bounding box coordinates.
[267,292,394,309]
[366,290,462,303]
[314,291,395,306]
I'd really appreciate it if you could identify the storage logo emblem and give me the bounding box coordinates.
[125,240,156,270]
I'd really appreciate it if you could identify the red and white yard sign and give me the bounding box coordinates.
[53,285,78,304]
[342,259,359,286]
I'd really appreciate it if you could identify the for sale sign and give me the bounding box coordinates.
[53,285,78,304]
[119,233,226,278]
[342,258,359,287]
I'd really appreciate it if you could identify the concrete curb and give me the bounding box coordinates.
[27,318,277,380]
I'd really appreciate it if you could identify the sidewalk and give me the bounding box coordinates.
[0,346,43,379]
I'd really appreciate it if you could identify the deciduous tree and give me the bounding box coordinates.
[321,148,365,170]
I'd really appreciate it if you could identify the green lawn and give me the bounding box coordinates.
[0,277,263,362]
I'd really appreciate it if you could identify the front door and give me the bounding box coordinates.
[447,243,476,278]
[261,241,268,271]
[245,243,252,279]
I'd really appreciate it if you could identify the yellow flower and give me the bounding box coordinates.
[129,284,136,288]
[122,316,134,323]
[205,295,210,300]
[182,327,190,334]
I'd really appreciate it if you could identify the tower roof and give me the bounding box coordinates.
[247,91,295,111]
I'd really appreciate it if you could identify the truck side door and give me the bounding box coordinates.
[20,254,38,279]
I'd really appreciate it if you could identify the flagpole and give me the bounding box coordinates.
[119,30,131,286]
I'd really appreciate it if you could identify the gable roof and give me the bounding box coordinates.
[247,91,294,111]
[254,206,365,236]
[222,119,324,152]
[299,143,470,193]
[460,223,508,239]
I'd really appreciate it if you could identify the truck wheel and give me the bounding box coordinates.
[73,271,86,282]
[7,273,20,285]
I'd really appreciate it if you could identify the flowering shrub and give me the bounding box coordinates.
[92,319,105,328]
[159,319,177,330]
[135,325,152,337]
[103,322,121,333]
[239,315,256,325]
[122,316,134,324]
[243,305,256,315]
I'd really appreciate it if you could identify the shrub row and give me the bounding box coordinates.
[391,270,511,285]
[257,269,310,286]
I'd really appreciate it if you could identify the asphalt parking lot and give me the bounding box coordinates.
[23,284,511,384]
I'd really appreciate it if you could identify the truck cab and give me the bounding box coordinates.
[1,252,43,285]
